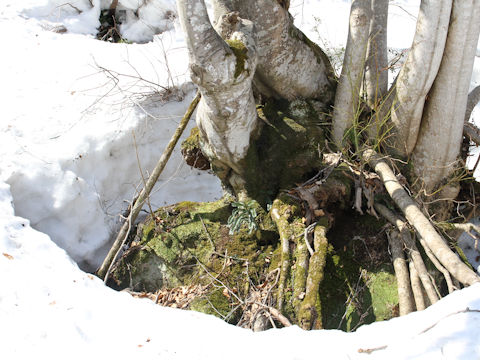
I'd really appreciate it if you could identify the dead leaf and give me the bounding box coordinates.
[49,301,56,306]
[2,253,14,260]
[314,209,325,217]
[222,288,231,299]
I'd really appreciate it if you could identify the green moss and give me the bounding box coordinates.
[181,127,201,153]
[366,270,398,321]
[241,99,327,205]
[226,39,248,78]
[190,288,236,321]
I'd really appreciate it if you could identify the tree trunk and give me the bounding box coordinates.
[412,0,480,192]
[387,0,452,156]
[177,0,259,191]
[332,0,372,147]
[212,0,336,101]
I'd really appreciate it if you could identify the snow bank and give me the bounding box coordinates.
[1,2,222,270]
[17,0,178,42]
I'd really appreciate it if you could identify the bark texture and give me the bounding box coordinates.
[387,0,452,156]
[212,0,336,101]
[412,0,480,191]
[332,0,372,147]
[177,0,258,189]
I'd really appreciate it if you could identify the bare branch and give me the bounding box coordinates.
[97,93,201,280]
[386,229,415,315]
[409,260,426,311]
[465,85,480,123]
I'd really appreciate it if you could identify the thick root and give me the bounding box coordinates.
[298,222,329,330]
[364,149,480,286]
[387,230,415,315]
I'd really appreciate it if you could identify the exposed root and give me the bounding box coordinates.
[298,222,329,329]
[271,198,295,311]
[386,230,415,315]
[363,149,480,286]
[409,260,426,311]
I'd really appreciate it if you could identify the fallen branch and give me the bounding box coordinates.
[376,203,455,295]
[97,92,201,281]
[363,149,480,286]
[298,223,328,329]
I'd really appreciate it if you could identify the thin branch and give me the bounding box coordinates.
[464,85,480,123]
[97,92,201,280]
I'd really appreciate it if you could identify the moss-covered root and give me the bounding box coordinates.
[271,199,293,311]
[293,235,309,312]
[270,195,305,311]
[298,222,329,330]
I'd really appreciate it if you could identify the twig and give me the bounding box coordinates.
[97,92,201,280]
[132,130,154,216]
[254,302,292,327]
[199,215,216,251]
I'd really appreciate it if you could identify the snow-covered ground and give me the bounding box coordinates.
[1,0,480,358]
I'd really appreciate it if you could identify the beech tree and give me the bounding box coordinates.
[103,0,480,330]
[173,0,480,321]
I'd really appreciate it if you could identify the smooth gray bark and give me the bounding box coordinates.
[412,0,480,191]
[365,0,388,107]
[332,0,372,147]
[365,0,388,140]
[388,0,452,156]
[212,0,335,101]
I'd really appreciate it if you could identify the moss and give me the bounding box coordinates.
[366,270,398,321]
[111,197,279,312]
[181,127,201,152]
[226,39,248,78]
[190,288,237,322]
[241,99,327,205]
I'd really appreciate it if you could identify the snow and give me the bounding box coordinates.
[1,0,480,358]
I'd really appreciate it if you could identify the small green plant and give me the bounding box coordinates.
[227,200,258,235]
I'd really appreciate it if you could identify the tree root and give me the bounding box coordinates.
[298,222,329,330]
[271,198,296,311]
[364,149,480,286]
[386,230,415,315]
